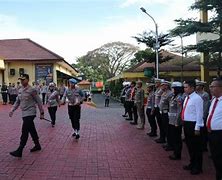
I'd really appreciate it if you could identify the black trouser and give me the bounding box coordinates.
[105,99,109,107]
[11,94,17,105]
[48,106,58,125]
[8,94,12,104]
[68,105,81,130]
[2,93,7,103]
[146,108,157,134]
[202,118,208,151]
[208,130,222,180]
[20,116,39,148]
[126,101,138,123]
[154,107,162,138]
[42,93,46,104]
[161,112,170,144]
[60,94,63,100]
[171,125,182,157]
[183,121,203,171]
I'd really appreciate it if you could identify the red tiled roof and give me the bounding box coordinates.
[0,38,64,61]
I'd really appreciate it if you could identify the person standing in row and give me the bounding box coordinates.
[8,83,12,104]
[1,83,8,105]
[10,83,18,105]
[159,80,173,150]
[121,82,130,118]
[207,77,222,180]
[146,83,157,136]
[168,82,184,160]
[104,89,111,107]
[196,80,210,152]
[46,82,60,127]
[135,81,145,129]
[182,80,204,175]
[61,78,84,139]
[59,82,66,100]
[40,82,48,105]
[153,79,164,143]
[9,74,44,158]
[128,81,138,125]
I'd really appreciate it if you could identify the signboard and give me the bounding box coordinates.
[35,64,53,85]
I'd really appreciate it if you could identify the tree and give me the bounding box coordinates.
[170,0,222,76]
[74,42,138,81]
[132,31,173,64]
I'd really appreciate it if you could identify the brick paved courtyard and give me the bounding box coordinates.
[0,95,215,180]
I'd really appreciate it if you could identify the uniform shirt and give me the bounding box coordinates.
[183,92,204,131]
[11,86,17,95]
[154,88,163,107]
[125,88,131,101]
[41,85,48,94]
[59,86,66,95]
[197,91,210,120]
[62,87,84,105]
[11,85,44,117]
[207,96,222,130]
[46,90,60,107]
[146,91,155,109]
[159,89,173,112]
[135,88,144,105]
[1,85,7,93]
[168,93,184,126]
[8,85,12,95]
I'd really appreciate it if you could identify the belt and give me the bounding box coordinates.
[168,112,177,117]
[208,130,222,134]
[68,103,77,106]
[160,109,168,114]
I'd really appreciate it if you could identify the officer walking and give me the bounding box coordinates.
[46,82,60,127]
[61,78,84,139]
[9,74,44,158]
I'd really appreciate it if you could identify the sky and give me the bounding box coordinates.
[0,0,198,64]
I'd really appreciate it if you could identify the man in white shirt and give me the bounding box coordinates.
[182,80,204,175]
[208,77,222,180]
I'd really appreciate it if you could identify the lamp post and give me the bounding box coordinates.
[140,7,159,79]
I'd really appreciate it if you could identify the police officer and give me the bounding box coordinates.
[46,82,60,127]
[10,83,18,105]
[61,78,84,139]
[9,74,44,158]
[196,80,210,151]
[145,83,157,137]
[128,81,138,125]
[153,78,164,143]
[135,81,145,129]
[1,82,8,105]
[168,82,184,160]
[58,82,66,100]
[121,82,130,117]
[159,80,173,149]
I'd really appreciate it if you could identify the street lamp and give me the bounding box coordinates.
[140,7,159,79]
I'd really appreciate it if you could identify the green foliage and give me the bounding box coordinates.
[132,31,173,64]
[108,79,123,98]
[73,42,138,81]
[170,0,222,76]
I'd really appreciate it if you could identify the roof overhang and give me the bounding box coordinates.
[0,59,5,70]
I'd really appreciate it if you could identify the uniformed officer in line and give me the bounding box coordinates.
[128,81,138,125]
[9,74,44,158]
[153,78,164,143]
[8,83,12,104]
[61,78,84,139]
[145,83,157,137]
[120,82,130,118]
[46,82,60,127]
[159,80,173,149]
[195,79,210,152]
[58,82,66,100]
[10,83,18,105]
[135,81,145,129]
[1,82,8,105]
[168,82,184,160]
[207,77,222,180]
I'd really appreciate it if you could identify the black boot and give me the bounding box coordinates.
[30,141,41,152]
[10,146,23,157]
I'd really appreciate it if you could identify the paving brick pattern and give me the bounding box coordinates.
[0,99,215,180]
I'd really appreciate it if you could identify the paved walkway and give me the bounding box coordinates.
[0,95,215,180]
